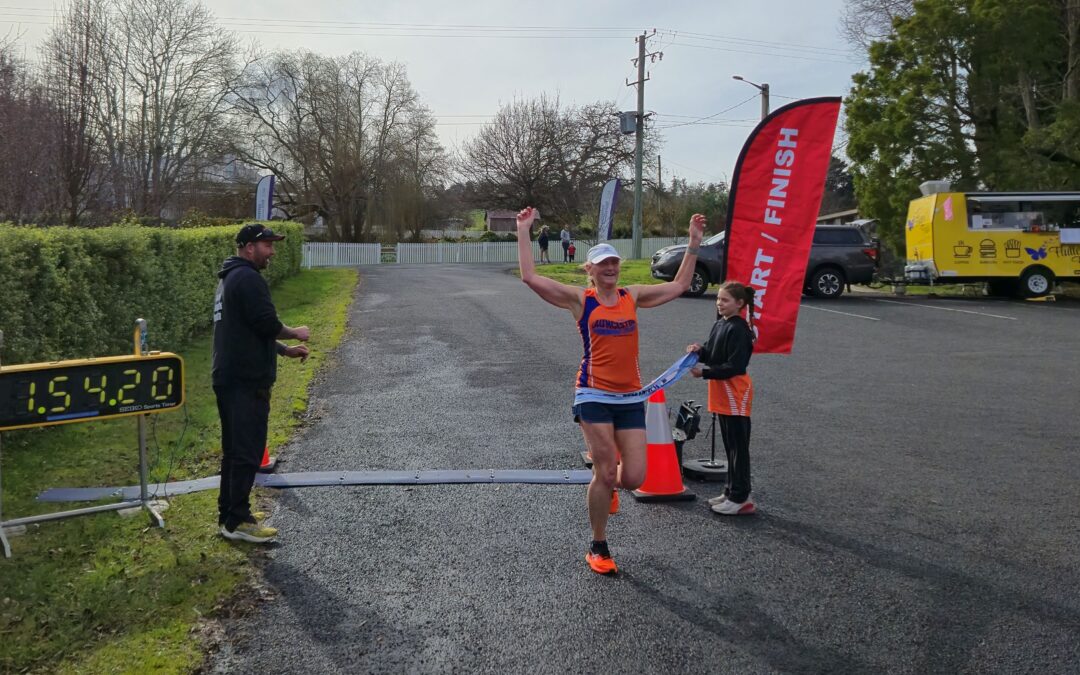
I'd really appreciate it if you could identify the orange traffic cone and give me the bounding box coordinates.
[632,390,695,502]
[257,445,278,473]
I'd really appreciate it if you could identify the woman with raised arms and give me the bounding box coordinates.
[515,207,705,574]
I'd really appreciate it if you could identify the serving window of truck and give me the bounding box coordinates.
[905,184,1080,297]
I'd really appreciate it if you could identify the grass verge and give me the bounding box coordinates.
[525,260,661,286]
[0,268,357,674]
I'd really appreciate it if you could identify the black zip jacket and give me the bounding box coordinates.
[698,315,754,380]
[211,256,284,388]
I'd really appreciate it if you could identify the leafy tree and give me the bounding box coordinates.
[652,178,728,238]
[819,155,858,216]
[844,0,1080,252]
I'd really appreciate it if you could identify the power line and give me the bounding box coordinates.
[0,10,861,63]
[659,121,756,129]
[218,16,642,32]
[658,28,856,56]
[655,112,758,121]
[0,8,856,57]
[665,41,859,65]
[655,93,759,130]
[662,158,728,183]
[0,11,640,38]
[0,19,640,39]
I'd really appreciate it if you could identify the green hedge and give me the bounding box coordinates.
[0,222,303,365]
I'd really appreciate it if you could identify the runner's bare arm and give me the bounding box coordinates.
[516,207,584,314]
[631,213,706,308]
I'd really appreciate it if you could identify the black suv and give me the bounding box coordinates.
[650,225,879,298]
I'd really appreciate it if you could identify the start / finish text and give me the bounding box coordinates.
[749,127,799,336]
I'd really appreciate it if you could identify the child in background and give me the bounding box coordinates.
[567,242,576,262]
[686,280,757,515]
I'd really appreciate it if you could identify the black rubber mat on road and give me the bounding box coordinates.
[37,469,594,502]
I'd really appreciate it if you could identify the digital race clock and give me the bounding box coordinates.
[0,353,185,431]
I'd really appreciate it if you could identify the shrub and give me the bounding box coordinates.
[477,230,516,242]
[0,221,302,364]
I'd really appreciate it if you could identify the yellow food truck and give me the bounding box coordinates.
[904,183,1080,296]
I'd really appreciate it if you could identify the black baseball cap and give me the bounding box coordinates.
[236,223,285,246]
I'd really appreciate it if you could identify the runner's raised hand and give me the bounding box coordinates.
[517,207,540,232]
[689,213,706,244]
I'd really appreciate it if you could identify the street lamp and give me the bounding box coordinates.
[732,75,770,120]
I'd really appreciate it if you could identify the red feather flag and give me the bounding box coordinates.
[721,97,842,354]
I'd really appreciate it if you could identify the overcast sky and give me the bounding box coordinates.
[4,0,866,187]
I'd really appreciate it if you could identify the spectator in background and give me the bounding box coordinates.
[538,225,551,264]
[561,226,572,262]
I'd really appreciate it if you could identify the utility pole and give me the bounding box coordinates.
[628,30,661,259]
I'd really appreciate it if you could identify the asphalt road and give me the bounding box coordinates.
[207,265,1080,674]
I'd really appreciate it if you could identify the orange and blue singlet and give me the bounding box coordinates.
[575,288,642,393]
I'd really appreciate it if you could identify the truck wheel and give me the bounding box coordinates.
[685,266,709,297]
[1020,267,1054,297]
[809,267,845,298]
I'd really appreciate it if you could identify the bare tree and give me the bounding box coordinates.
[371,106,449,241]
[229,50,443,241]
[87,0,241,217]
[40,0,109,225]
[460,96,641,227]
[0,39,56,223]
[840,0,914,50]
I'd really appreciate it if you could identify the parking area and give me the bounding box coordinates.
[648,287,1080,672]
[213,267,1080,674]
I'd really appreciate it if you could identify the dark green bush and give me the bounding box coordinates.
[477,230,516,242]
[0,221,302,364]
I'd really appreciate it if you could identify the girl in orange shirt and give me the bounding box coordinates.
[516,206,705,574]
[687,281,757,515]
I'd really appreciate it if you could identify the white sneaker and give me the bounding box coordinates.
[707,494,728,506]
[711,498,756,516]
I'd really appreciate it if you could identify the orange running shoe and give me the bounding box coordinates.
[586,551,618,575]
[609,489,620,515]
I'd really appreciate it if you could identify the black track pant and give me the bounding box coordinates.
[215,385,270,531]
[718,414,752,503]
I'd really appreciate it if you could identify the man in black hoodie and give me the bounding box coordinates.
[212,223,310,543]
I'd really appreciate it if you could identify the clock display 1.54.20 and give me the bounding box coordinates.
[0,353,185,431]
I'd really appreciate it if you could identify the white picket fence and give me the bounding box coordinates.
[302,237,683,268]
[303,242,382,268]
